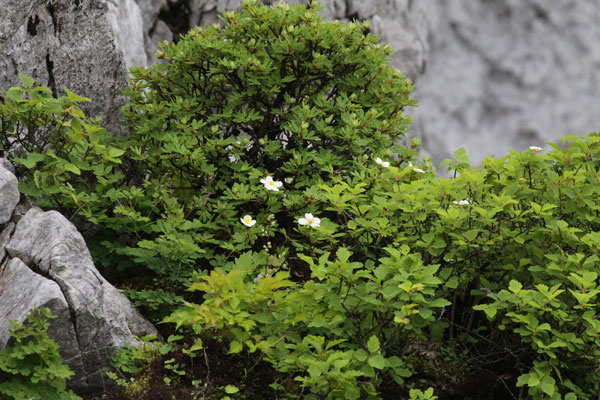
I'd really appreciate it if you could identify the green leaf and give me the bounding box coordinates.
[353,349,368,362]
[540,376,555,396]
[63,87,90,102]
[108,147,125,158]
[224,385,239,394]
[16,153,45,169]
[62,162,81,175]
[367,335,380,353]
[508,280,523,293]
[229,341,243,354]
[18,73,35,88]
[368,354,385,370]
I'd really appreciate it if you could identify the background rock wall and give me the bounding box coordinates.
[1,0,599,165]
[412,0,600,164]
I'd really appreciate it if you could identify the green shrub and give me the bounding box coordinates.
[7,0,415,315]
[0,73,125,214]
[0,308,81,400]
[167,135,600,399]
[115,0,414,292]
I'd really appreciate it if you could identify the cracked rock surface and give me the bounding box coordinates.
[0,0,130,135]
[0,165,157,397]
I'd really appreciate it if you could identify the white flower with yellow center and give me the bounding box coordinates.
[529,146,543,154]
[375,157,390,168]
[298,213,320,228]
[240,215,256,227]
[260,176,283,191]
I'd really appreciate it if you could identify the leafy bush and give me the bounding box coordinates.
[7,0,415,314]
[166,135,600,399]
[116,0,414,293]
[0,73,125,213]
[0,308,81,400]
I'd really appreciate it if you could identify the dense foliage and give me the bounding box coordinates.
[0,308,81,400]
[1,1,600,399]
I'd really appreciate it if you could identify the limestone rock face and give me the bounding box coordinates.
[410,0,600,165]
[0,165,158,396]
[134,0,171,66]
[106,0,147,70]
[0,0,136,135]
[0,166,19,224]
[0,258,86,388]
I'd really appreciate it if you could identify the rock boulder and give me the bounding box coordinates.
[0,165,158,396]
[0,166,19,224]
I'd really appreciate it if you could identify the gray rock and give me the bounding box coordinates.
[106,0,147,70]
[409,0,600,166]
[134,0,164,36]
[0,0,130,135]
[0,258,86,389]
[144,19,173,66]
[134,0,168,65]
[353,0,430,82]
[0,222,15,262]
[4,208,158,395]
[0,165,19,224]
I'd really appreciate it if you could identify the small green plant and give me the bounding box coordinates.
[409,388,437,400]
[106,334,161,394]
[0,307,81,400]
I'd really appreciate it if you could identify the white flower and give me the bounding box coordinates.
[407,162,425,173]
[253,272,265,283]
[260,176,283,191]
[240,215,256,227]
[452,199,471,206]
[375,157,390,168]
[298,213,320,228]
[529,146,543,153]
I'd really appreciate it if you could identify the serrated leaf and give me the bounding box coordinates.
[63,86,90,102]
[353,349,368,362]
[229,341,243,354]
[367,335,380,353]
[368,354,385,370]
[16,153,45,169]
[540,376,555,396]
[18,73,35,88]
